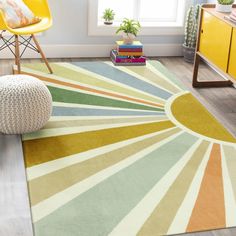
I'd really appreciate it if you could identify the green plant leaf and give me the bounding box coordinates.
[217,0,234,5]
[116,18,141,37]
[102,8,115,21]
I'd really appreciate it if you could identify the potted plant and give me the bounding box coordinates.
[216,0,234,13]
[102,8,115,25]
[183,4,200,63]
[116,18,141,44]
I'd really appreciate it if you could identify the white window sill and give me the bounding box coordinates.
[89,23,185,36]
[97,21,184,27]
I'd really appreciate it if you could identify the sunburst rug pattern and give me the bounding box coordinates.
[19,61,236,236]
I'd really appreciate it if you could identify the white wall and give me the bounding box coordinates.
[0,0,207,58]
[38,0,185,57]
[41,0,184,45]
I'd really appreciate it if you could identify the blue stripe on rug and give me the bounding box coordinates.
[52,106,165,117]
[34,132,198,236]
[72,62,172,100]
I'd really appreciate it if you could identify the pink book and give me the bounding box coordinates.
[230,14,236,21]
[110,50,146,65]
[231,10,236,17]
[114,57,146,63]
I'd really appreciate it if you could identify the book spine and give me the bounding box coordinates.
[111,50,129,59]
[116,55,129,59]
[118,47,143,50]
[225,15,236,24]
[111,49,146,64]
[118,53,143,56]
[230,15,236,21]
[118,48,143,52]
[115,58,146,63]
[118,45,143,49]
[231,10,236,17]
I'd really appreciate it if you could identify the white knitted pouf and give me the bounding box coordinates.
[0,75,52,134]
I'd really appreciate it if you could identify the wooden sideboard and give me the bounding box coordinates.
[193,4,236,88]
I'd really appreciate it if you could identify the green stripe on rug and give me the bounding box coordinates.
[137,140,210,235]
[21,60,236,236]
[223,146,236,200]
[124,65,181,94]
[148,61,186,90]
[28,128,180,206]
[48,86,163,112]
[44,116,167,129]
[21,63,165,105]
[33,133,198,236]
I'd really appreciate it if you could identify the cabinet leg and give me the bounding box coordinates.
[192,53,200,88]
[192,54,233,88]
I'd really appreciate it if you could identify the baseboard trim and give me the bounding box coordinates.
[0,43,183,59]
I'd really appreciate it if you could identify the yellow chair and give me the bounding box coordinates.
[0,0,53,74]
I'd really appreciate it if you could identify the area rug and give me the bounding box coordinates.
[20,61,236,236]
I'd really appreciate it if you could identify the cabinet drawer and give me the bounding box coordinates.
[199,11,232,72]
[229,28,236,79]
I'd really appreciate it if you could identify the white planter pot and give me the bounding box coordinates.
[104,21,113,25]
[216,3,232,13]
[122,33,135,44]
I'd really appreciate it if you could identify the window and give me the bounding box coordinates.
[98,0,135,22]
[89,0,190,36]
[139,0,179,23]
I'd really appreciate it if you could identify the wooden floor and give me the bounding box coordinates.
[0,57,236,236]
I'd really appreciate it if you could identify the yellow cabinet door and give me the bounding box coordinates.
[229,28,236,79]
[199,11,232,72]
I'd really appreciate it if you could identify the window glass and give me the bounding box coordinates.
[98,0,135,21]
[139,0,178,22]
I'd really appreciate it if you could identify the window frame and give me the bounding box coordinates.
[88,0,191,36]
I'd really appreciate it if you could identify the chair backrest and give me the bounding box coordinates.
[23,0,51,18]
[0,0,52,31]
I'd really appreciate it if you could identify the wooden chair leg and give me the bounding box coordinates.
[15,35,21,74]
[32,34,53,74]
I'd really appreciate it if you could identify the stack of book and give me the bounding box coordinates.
[229,10,236,23]
[225,10,236,24]
[110,41,146,66]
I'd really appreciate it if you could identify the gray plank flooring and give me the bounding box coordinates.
[0,135,33,236]
[0,57,236,236]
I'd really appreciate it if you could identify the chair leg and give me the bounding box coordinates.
[32,34,53,74]
[15,35,21,74]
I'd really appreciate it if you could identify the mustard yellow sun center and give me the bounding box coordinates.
[171,93,236,143]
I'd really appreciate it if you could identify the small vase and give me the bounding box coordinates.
[104,21,113,25]
[216,3,232,13]
[122,33,135,44]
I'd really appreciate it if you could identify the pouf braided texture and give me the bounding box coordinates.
[0,74,52,134]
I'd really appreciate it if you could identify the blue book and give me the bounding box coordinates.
[116,41,143,49]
